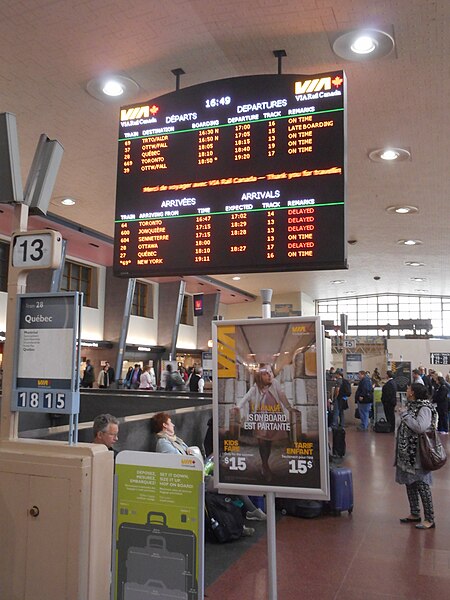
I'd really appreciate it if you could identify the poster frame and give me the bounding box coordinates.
[113,451,204,600]
[212,315,329,500]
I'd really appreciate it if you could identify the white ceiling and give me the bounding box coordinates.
[1,0,449,303]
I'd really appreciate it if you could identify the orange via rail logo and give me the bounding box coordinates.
[294,75,343,95]
[120,105,158,121]
[181,458,195,466]
[291,325,307,334]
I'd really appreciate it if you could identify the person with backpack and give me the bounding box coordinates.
[355,370,374,431]
[332,370,351,428]
[165,364,185,391]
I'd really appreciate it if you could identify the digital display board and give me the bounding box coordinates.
[114,72,346,277]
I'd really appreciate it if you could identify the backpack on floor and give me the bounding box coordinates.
[205,492,244,543]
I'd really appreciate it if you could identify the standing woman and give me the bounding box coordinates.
[395,382,438,529]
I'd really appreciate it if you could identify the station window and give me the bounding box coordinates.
[132,281,153,318]
[0,241,9,292]
[61,260,92,306]
[316,293,450,337]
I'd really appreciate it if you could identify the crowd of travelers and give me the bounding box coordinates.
[81,360,207,392]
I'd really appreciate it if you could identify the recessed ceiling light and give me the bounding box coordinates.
[369,147,411,162]
[386,205,419,215]
[405,261,425,267]
[351,35,377,54]
[397,239,423,246]
[61,197,75,206]
[232,276,241,281]
[86,74,140,102]
[410,277,427,282]
[330,28,395,61]
[102,80,124,96]
[330,280,345,284]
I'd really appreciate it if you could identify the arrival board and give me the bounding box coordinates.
[114,72,346,277]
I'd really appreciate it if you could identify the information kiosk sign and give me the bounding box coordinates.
[114,71,347,277]
[11,292,82,415]
[212,316,329,499]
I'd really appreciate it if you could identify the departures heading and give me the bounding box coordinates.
[114,72,347,277]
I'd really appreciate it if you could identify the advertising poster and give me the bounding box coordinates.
[114,451,204,600]
[213,317,329,499]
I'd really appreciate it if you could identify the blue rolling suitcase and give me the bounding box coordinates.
[329,467,353,515]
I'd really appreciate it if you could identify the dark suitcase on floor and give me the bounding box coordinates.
[329,467,353,515]
[277,497,323,519]
[117,512,197,600]
[332,426,346,457]
[373,417,391,433]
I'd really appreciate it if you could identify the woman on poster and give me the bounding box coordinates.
[234,364,292,481]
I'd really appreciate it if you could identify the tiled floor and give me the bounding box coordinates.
[205,426,450,599]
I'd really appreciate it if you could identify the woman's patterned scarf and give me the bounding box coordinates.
[396,398,437,474]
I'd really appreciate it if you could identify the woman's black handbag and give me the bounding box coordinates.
[418,429,447,471]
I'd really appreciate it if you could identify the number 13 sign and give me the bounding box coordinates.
[11,230,62,270]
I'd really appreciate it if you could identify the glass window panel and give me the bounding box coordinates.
[378,295,397,304]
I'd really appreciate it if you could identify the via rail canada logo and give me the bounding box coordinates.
[120,104,159,122]
[294,74,343,101]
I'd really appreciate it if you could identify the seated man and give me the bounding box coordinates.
[93,413,119,458]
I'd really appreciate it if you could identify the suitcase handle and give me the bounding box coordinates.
[147,511,167,526]
[145,535,167,551]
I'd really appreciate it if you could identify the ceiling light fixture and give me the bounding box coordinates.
[351,35,377,54]
[410,277,427,282]
[61,197,75,206]
[330,27,395,61]
[330,280,345,284]
[232,276,241,281]
[102,80,124,97]
[397,239,423,246]
[386,205,419,215]
[369,147,411,162]
[86,74,140,102]
[405,261,425,267]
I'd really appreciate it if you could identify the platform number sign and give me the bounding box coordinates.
[11,230,62,270]
[11,293,81,415]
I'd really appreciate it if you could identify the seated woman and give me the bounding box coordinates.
[150,412,192,455]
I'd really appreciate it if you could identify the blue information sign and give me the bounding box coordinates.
[11,292,82,415]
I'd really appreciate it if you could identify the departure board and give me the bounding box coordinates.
[114,72,347,277]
